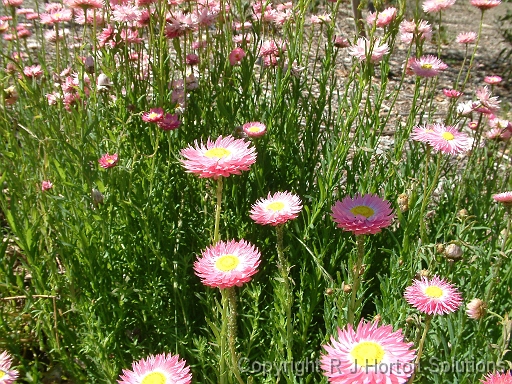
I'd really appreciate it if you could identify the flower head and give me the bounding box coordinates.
[456,31,477,44]
[409,55,447,77]
[466,298,487,320]
[41,180,53,191]
[157,113,180,131]
[180,135,256,179]
[484,75,502,85]
[142,107,164,123]
[422,0,455,13]
[366,7,397,27]
[348,38,390,63]
[117,352,192,384]
[0,350,19,384]
[98,153,119,169]
[320,320,416,383]
[492,191,512,207]
[194,239,261,289]
[250,191,302,226]
[399,19,432,43]
[413,124,471,155]
[242,121,266,138]
[331,194,394,235]
[470,0,501,10]
[443,89,463,98]
[404,275,463,315]
[480,371,512,384]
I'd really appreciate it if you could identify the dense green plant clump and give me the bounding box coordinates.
[0,0,511,382]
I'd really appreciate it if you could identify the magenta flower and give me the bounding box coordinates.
[480,371,512,383]
[348,38,390,63]
[118,353,192,384]
[456,31,477,44]
[157,113,180,131]
[23,64,43,78]
[484,75,502,85]
[409,55,447,77]
[0,350,19,384]
[41,180,53,191]
[443,89,463,98]
[242,121,266,138]
[194,239,261,289]
[321,321,416,384]
[404,275,463,315]
[422,0,455,13]
[180,135,256,179]
[98,153,119,169]
[492,191,512,206]
[331,194,394,235]
[250,191,302,226]
[142,107,164,123]
[229,48,246,66]
[470,0,501,10]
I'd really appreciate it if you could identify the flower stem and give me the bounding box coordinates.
[276,224,293,362]
[347,235,365,326]
[419,149,442,245]
[408,313,432,384]
[220,289,229,384]
[226,287,245,384]
[213,176,223,245]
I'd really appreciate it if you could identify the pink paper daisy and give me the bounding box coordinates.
[250,191,302,226]
[117,353,192,384]
[409,55,448,77]
[142,107,164,123]
[0,350,19,384]
[422,0,455,13]
[480,371,512,383]
[484,75,502,85]
[466,298,486,320]
[366,7,397,27]
[194,239,261,289]
[331,194,394,235]
[456,31,477,44]
[404,275,463,315]
[229,47,246,66]
[492,191,512,206]
[443,89,463,98]
[41,180,53,191]
[411,125,437,144]
[180,135,256,179]
[242,121,266,138]
[320,320,416,384]
[98,153,119,169]
[426,124,472,155]
[470,0,501,10]
[157,113,180,131]
[348,38,390,63]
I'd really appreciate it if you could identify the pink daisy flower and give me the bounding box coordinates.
[157,113,180,131]
[242,121,266,138]
[466,298,486,320]
[41,180,53,191]
[409,55,448,77]
[180,135,256,179]
[481,371,512,383]
[470,0,501,10]
[23,64,43,78]
[0,350,19,384]
[399,19,432,44]
[366,7,397,27]
[320,320,416,384]
[117,353,192,384]
[476,86,501,112]
[141,107,164,123]
[348,38,390,63]
[456,31,477,44]
[229,47,246,66]
[404,275,463,315]
[331,194,394,235]
[424,124,472,155]
[410,125,437,144]
[422,0,455,13]
[111,4,141,23]
[250,191,302,226]
[443,89,463,98]
[64,0,103,10]
[194,239,261,289]
[98,153,119,169]
[492,191,512,206]
[484,75,502,85]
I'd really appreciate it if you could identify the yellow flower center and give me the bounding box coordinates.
[205,147,231,158]
[421,63,433,69]
[350,341,385,367]
[148,112,159,119]
[266,201,285,211]
[141,371,166,384]
[0,370,6,379]
[425,285,444,298]
[442,132,455,141]
[248,126,262,133]
[350,205,374,218]
[215,254,240,272]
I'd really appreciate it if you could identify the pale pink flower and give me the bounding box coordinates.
[321,321,416,383]
[0,350,18,383]
[484,75,502,85]
[492,191,512,206]
[333,35,350,48]
[426,124,472,155]
[331,194,394,235]
[242,121,266,138]
[310,13,331,24]
[250,191,302,226]
[486,127,511,141]
[64,0,103,10]
[40,8,73,24]
[399,19,432,43]
[46,92,61,104]
[194,239,261,289]
[422,0,455,13]
[75,9,104,25]
[111,5,141,22]
[157,113,180,131]
[229,47,246,66]
[470,0,501,10]
[457,100,478,115]
[233,21,252,30]
[98,153,119,168]
[404,275,463,315]
[180,135,256,179]
[411,125,437,144]
[41,180,53,191]
[456,31,477,44]
[466,298,487,320]
[489,118,512,131]
[23,64,43,78]
[118,353,192,384]
[3,0,23,7]
[120,28,142,44]
[443,89,463,98]
[476,86,500,112]
[409,55,447,77]
[480,371,512,384]
[348,37,390,63]
[366,7,397,27]
[142,108,164,123]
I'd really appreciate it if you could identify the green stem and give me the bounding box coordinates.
[213,176,224,245]
[226,287,245,384]
[276,224,293,363]
[420,150,442,245]
[460,11,484,93]
[347,234,365,325]
[408,314,432,384]
[220,289,229,384]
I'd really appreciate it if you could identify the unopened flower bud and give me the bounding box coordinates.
[444,244,463,261]
[92,189,104,207]
[97,73,112,92]
[436,243,445,254]
[466,298,486,320]
[84,56,95,74]
[458,209,469,218]
[342,284,352,293]
[397,193,409,212]
[373,314,382,323]
[325,288,334,296]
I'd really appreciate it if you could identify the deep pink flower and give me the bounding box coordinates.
[409,55,447,77]
[484,75,502,85]
[194,239,261,289]
[0,350,19,383]
[3,0,23,7]
[157,113,180,131]
[422,0,455,13]
[250,191,302,226]
[443,89,463,98]
[321,321,416,383]
[404,275,463,315]
[185,53,199,66]
[348,38,390,63]
[41,180,53,191]
[480,371,512,383]
[229,47,246,66]
[456,31,477,44]
[180,135,256,179]
[242,121,266,138]
[492,191,512,206]
[470,0,501,10]
[141,108,164,123]
[98,153,119,168]
[331,194,394,235]
[118,353,192,384]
